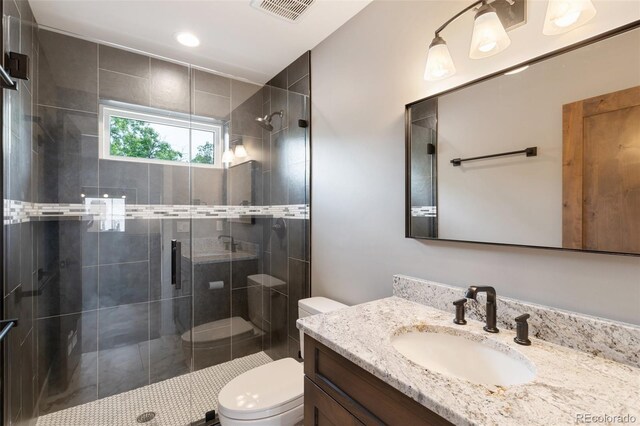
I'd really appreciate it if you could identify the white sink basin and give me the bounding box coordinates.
[391,329,536,386]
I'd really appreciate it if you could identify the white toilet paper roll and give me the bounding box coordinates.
[209,281,224,290]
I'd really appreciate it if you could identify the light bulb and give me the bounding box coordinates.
[424,36,456,81]
[554,10,581,27]
[478,41,497,53]
[469,3,511,59]
[543,0,597,35]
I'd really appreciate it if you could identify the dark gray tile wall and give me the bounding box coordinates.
[262,52,311,361]
[2,1,39,425]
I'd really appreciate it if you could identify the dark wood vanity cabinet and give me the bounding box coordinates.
[303,336,453,426]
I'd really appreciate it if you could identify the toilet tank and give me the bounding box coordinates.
[298,297,347,359]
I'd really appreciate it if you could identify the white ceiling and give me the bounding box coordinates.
[28,0,372,84]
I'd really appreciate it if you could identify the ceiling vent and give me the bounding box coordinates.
[250,0,315,22]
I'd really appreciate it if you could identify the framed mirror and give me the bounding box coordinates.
[406,22,640,256]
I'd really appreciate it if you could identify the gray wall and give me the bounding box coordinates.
[311,0,640,325]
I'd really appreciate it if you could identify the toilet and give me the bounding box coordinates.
[181,274,286,370]
[217,297,347,426]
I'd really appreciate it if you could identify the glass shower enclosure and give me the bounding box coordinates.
[1,5,311,425]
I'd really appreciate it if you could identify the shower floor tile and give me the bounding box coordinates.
[36,351,274,426]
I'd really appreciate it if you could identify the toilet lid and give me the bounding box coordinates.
[218,358,303,420]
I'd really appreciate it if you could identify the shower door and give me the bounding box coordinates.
[0,11,206,423]
[2,4,310,424]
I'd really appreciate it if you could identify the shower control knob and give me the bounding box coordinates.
[272,218,287,238]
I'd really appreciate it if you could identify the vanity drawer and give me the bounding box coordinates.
[304,377,362,426]
[304,336,452,426]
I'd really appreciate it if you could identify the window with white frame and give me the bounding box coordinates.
[99,102,224,168]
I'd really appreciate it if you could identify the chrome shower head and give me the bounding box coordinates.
[255,110,283,132]
[255,115,273,131]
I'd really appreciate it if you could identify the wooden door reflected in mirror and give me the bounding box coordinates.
[563,86,640,253]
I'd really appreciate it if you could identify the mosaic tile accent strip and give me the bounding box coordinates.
[410,206,437,217]
[3,199,309,225]
[37,351,274,426]
[4,199,33,224]
[393,274,640,368]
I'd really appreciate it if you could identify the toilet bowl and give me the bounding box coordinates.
[217,297,347,426]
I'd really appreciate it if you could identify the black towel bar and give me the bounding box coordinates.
[451,147,537,166]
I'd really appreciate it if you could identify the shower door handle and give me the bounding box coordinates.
[0,319,18,342]
[171,240,182,290]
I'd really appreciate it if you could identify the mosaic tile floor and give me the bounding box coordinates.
[37,351,274,426]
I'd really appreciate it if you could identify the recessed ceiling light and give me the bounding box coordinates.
[175,32,200,47]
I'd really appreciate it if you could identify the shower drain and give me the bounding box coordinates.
[136,412,156,423]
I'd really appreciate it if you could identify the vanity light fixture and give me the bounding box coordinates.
[543,0,597,35]
[424,0,511,81]
[424,37,456,81]
[233,140,248,159]
[469,2,511,59]
[221,148,235,164]
[234,144,248,159]
[425,0,598,81]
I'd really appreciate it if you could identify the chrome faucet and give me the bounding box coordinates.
[464,286,499,333]
[218,235,238,253]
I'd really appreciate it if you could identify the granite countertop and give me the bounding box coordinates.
[297,297,640,426]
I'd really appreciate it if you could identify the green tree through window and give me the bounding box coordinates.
[110,117,184,161]
[192,141,214,165]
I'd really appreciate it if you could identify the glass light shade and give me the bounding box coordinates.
[543,0,597,35]
[221,148,235,164]
[469,5,511,59]
[424,37,456,81]
[234,144,248,158]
